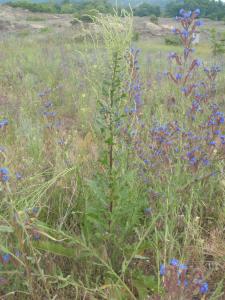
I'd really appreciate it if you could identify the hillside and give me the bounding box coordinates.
[0,0,170,6]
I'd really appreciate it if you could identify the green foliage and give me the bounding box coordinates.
[132,31,140,41]
[210,28,225,56]
[150,14,159,24]
[134,3,161,17]
[26,16,46,22]
[7,0,114,15]
[165,34,181,45]
[7,1,61,13]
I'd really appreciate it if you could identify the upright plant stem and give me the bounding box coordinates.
[109,52,119,229]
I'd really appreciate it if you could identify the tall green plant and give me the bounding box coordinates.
[95,12,133,228]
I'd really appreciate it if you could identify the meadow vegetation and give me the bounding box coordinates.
[0,6,225,300]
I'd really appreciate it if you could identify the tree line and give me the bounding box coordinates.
[5,0,225,21]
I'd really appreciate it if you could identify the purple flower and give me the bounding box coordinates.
[168,52,177,60]
[214,130,221,135]
[135,94,142,107]
[203,159,210,166]
[16,172,22,180]
[33,231,41,240]
[195,20,203,26]
[200,282,208,294]
[175,73,183,81]
[194,59,201,67]
[43,112,57,117]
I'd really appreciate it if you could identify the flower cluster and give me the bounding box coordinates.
[0,118,8,129]
[167,8,221,121]
[160,258,208,297]
[0,167,9,183]
[125,48,143,118]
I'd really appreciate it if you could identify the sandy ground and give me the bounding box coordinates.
[0,5,224,40]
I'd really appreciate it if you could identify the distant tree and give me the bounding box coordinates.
[134,3,161,17]
[150,14,158,24]
[210,28,225,56]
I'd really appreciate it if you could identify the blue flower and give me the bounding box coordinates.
[0,146,5,153]
[32,207,39,215]
[181,30,189,38]
[202,159,210,166]
[184,279,188,287]
[183,11,192,18]
[58,139,65,146]
[160,264,166,276]
[0,119,8,129]
[33,231,41,240]
[179,263,188,271]
[190,157,197,165]
[43,112,57,117]
[209,141,216,146]
[200,282,208,294]
[179,8,185,16]
[144,207,152,215]
[0,168,9,182]
[44,101,53,108]
[2,253,10,264]
[143,159,150,165]
[219,116,225,124]
[124,107,130,114]
[194,8,201,16]
[170,258,179,266]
